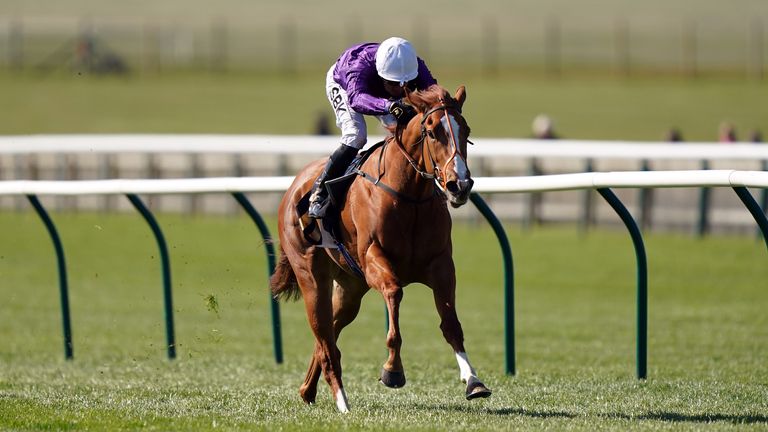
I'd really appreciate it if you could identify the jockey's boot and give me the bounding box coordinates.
[308,144,359,219]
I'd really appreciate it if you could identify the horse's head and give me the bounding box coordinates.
[402,85,474,208]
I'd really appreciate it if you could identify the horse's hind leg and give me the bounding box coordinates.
[299,343,324,405]
[299,276,368,410]
[428,261,492,400]
[293,267,351,412]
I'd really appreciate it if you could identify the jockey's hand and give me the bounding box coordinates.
[388,100,416,125]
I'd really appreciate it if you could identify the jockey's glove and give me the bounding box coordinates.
[388,99,417,125]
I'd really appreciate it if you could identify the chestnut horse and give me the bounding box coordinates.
[270,84,491,413]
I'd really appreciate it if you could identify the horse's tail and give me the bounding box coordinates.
[270,245,301,301]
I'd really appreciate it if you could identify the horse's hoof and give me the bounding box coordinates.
[299,386,317,405]
[465,376,492,400]
[379,368,406,388]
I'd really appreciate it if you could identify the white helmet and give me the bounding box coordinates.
[375,37,419,85]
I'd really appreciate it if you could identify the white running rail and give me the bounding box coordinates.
[2,134,768,161]
[0,170,767,195]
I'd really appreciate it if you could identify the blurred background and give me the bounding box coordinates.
[1,1,766,234]
[2,0,767,77]
[1,0,766,139]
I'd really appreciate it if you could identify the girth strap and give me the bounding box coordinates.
[334,239,365,279]
[356,169,441,204]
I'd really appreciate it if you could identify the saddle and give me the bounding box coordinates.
[297,140,385,248]
[295,141,386,279]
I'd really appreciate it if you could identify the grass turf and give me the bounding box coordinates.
[1,211,766,430]
[1,70,766,141]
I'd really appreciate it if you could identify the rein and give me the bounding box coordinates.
[356,167,441,204]
[394,102,461,182]
[356,101,463,204]
[355,137,441,204]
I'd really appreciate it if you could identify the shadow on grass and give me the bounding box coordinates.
[412,403,575,419]
[486,407,576,419]
[416,403,768,425]
[489,409,768,425]
[631,412,768,425]
[492,409,768,425]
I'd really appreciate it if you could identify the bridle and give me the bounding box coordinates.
[393,99,470,186]
[357,97,471,204]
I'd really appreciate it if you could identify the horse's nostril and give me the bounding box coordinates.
[446,181,459,194]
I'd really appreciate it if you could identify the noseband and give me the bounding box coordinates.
[395,101,468,186]
[357,100,470,204]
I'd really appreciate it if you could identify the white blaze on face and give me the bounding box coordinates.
[441,114,469,181]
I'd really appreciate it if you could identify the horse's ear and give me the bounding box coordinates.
[454,85,466,109]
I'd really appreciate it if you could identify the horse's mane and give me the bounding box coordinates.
[392,85,466,141]
[395,84,468,142]
[408,84,454,113]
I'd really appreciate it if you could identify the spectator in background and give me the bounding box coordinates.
[750,130,763,143]
[719,122,738,142]
[532,114,559,139]
[664,127,684,142]
[527,114,557,228]
[314,112,331,135]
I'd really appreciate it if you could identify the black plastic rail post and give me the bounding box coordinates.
[470,192,515,375]
[27,194,73,360]
[231,192,283,364]
[126,194,176,360]
[732,187,768,252]
[597,188,648,380]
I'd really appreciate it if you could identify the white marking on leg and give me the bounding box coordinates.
[335,388,350,413]
[455,351,477,383]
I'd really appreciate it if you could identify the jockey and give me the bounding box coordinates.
[308,36,438,219]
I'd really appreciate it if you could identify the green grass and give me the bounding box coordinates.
[2,70,767,141]
[3,1,767,144]
[1,211,766,431]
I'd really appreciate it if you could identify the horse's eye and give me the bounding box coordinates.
[427,130,436,140]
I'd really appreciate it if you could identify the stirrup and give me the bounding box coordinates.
[308,192,329,219]
[308,201,324,219]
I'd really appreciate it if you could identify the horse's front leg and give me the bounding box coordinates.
[380,285,405,388]
[428,259,492,400]
[365,245,406,388]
